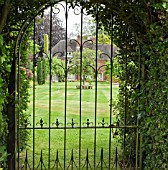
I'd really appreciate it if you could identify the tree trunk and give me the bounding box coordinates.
[0,0,10,33]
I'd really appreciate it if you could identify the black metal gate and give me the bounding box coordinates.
[14,1,142,170]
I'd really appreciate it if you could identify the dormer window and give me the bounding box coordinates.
[66,46,73,58]
[68,52,72,56]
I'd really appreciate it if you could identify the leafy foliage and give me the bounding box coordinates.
[104,57,120,82]
[51,57,65,82]
[69,16,96,38]
[43,34,48,54]
[70,48,100,85]
[139,23,168,169]
[78,0,168,169]
[35,12,65,48]
[37,57,46,85]
[0,11,35,167]
[0,34,8,167]
[97,33,111,44]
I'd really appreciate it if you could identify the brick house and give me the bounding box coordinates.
[51,36,118,81]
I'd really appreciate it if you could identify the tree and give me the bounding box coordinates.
[69,15,96,39]
[0,0,10,33]
[104,57,120,82]
[69,15,111,44]
[35,12,65,85]
[97,33,111,44]
[35,12,65,49]
[36,34,48,85]
[42,56,65,82]
[36,57,45,85]
[70,48,100,85]
[51,57,65,82]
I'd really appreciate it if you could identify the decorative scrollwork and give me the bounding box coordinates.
[52,119,63,128]
[52,51,63,58]
[36,118,47,128]
[53,3,66,15]
[73,5,82,15]
[67,118,78,128]
[83,39,93,48]
[100,53,111,60]
[70,38,93,51]
[52,5,61,15]
[21,119,31,128]
[52,3,72,19]
[70,39,81,48]
[83,119,93,127]
[98,118,108,127]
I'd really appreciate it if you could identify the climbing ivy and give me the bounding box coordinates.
[139,22,168,169]
[0,31,33,167]
[111,2,168,169]
[0,34,9,167]
[80,0,168,169]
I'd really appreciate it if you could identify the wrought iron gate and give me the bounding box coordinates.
[14,1,142,170]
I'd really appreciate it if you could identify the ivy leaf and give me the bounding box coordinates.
[1,56,6,63]
[162,2,167,9]
[0,146,8,162]
[146,106,150,113]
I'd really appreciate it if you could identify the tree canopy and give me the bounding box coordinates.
[35,12,65,49]
[70,48,97,85]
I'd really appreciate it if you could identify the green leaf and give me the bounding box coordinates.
[162,2,167,9]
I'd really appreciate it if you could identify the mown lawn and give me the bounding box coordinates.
[20,81,119,169]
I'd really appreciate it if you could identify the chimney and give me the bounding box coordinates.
[77,34,81,46]
[91,36,96,44]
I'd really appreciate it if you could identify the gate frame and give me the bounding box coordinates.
[10,1,143,170]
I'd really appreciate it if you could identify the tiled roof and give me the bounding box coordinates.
[51,39,118,60]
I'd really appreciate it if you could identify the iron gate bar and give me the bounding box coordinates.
[48,5,53,170]
[82,149,92,169]
[52,150,63,169]
[136,30,141,170]
[21,147,121,170]
[94,4,98,169]
[109,12,114,170]
[16,18,34,170]
[19,126,139,130]
[33,18,36,170]
[64,1,68,169]
[115,147,118,169]
[79,4,83,169]
[123,24,128,151]
[35,150,47,170]
[17,24,21,170]
[16,15,37,170]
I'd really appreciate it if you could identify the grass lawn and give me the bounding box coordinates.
[20,81,119,169]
